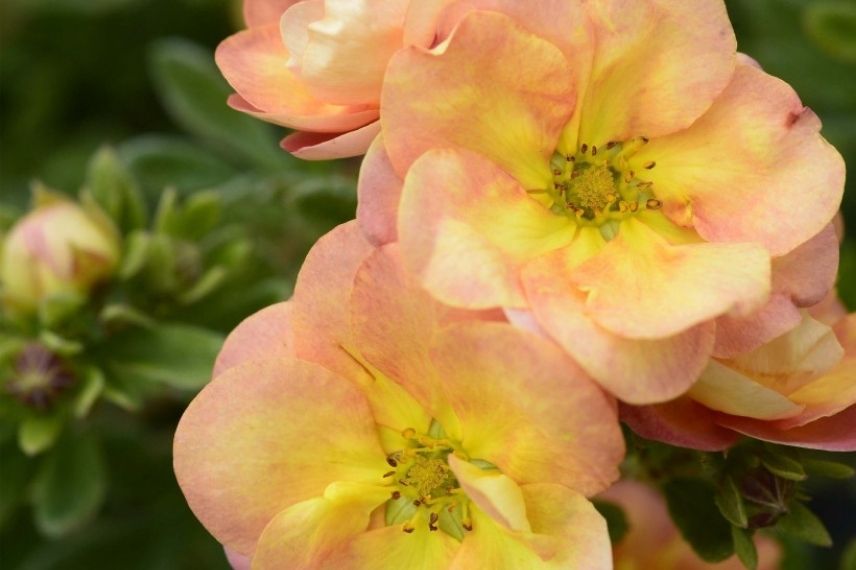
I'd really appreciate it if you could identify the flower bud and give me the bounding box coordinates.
[1,197,120,313]
[5,343,75,410]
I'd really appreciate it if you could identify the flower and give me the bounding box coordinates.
[357,1,845,404]
[1,195,119,313]
[622,295,856,452]
[601,480,781,570]
[5,343,75,410]
[174,222,624,568]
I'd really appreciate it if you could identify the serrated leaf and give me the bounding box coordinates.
[663,478,734,562]
[732,526,758,570]
[716,477,748,528]
[19,415,64,456]
[777,501,832,547]
[592,500,630,545]
[31,431,106,537]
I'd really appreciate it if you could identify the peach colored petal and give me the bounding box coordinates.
[835,314,856,356]
[713,294,803,359]
[297,0,409,106]
[810,291,848,326]
[281,121,380,159]
[522,251,715,404]
[450,484,611,570]
[572,219,771,339]
[280,0,324,65]
[781,359,856,428]
[772,223,839,307]
[291,221,374,384]
[251,482,391,569]
[448,455,530,533]
[356,135,402,245]
[403,0,453,47]
[575,0,736,145]
[213,301,293,378]
[429,322,623,496]
[620,399,739,452]
[244,0,301,27]
[225,548,250,570]
[635,62,844,256]
[173,358,387,556]
[216,26,377,132]
[381,10,575,188]
[398,149,575,310]
[716,405,856,451]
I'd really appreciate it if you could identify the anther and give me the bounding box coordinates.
[591,145,598,156]
[463,522,473,531]
[403,525,415,534]
[619,201,630,213]
[606,141,617,150]
[553,169,562,176]
[391,491,401,500]
[413,499,422,507]
[383,471,396,478]
[630,201,639,212]
[387,456,398,467]
[580,143,589,154]
[429,512,440,531]
[646,199,662,209]
[641,136,649,143]
[566,155,575,162]
[644,161,656,170]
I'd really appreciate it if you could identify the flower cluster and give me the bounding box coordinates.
[174,0,851,568]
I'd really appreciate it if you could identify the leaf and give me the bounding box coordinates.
[73,367,105,418]
[716,476,748,528]
[147,39,284,168]
[0,442,30,529]
[592,500,630,545]
[19,415,64,456]
[804,2,856,63]
[102,323,224,390]
[31,431,106,537]
[776,501,832,547]
[801,458,855,479]
[663,478,734,562]
[731,526,758,570]
[761,448,807,481]
[84,146,147,231]
[842,538,856,570]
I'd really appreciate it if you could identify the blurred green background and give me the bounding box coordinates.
[0,0,854,568]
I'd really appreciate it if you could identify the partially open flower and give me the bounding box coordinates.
[602,480,781,569]
[358,2,845,405]
[1,196,119,314]
[174,222,624,568]
[5,344,75,410]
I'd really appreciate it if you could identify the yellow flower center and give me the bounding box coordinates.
[382,425,473,538]
[547,137,661,232]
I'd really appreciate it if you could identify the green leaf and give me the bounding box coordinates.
[731,526,758,570]
[102,323,224,390]
[761,449,807,481]
[19,415,64,456]
[38,292,87,330]
[842,538,856,570]
[177,266,227,305]
[592,500,630,545]
[804,2,856,63]
[0,442,30,529]
[147,39,284,168]
[663,478,734,562]
[72,367,105,418]
[118,231,151,280]
[31,431,106,537]
[716,476,748,528]
[99,304,156,329]
[776,502,832,547]
[801,458,855,479]
[84,146,147,231]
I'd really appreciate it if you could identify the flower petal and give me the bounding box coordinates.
[213,301,293,378]
[448,455,530,532]
[620,399,740,451]
[572,218,771,339]
[772,223,839,307]
[717,405,856,451]
[292,221,374,380]
[450,484,611,570]
[781,359,856,428]
[576,0,736,145]
[382,10,575,188]
[713,294,803,359]
[217,26,377,132]
[281,121,381,159]
[398,149,575,309]
[173,358,388,555]
[357,135,403,245]
[635,61,845,256]
[244,0,302,27]
[429,322,623,496]
[251,482,391,569]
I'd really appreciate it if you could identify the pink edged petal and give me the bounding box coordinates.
[810,291,848,326]
[244,0,302,27]
[713,294,803,359]
[251,482,391,570]
[281,121,381,159]
[173,358,388,556]
[572,219,771,339]
[522,250,715,404]
[635,62,845,256]
[448,455,530,533]
[324,514,460,570]
[577,0,736,144]
[781,359,856,428]
[429,321,624,496]
[225,548,250,570]
[357,135,403,245]
[291,222,374,385]
[216,26,377,132]
[716,405,856,451]
[772,223,839,306]
[450,484,611,570]
[213,301,293,378]
[382,10,575,188]
[398,149,575,310]
[620,399,740,452]
[403,0,453,47]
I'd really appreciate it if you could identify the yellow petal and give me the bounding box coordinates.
[448,455,530,532]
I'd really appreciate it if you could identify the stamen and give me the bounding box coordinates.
[646,199,662,209]
[644,161,656,169]
[391,491,401,500]
[429,512,440,531]
[591,145,598,156]
[580,143,589,154]
[383,471,396,478]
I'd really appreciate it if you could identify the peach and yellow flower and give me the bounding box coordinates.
[602,481,781,570]
[1,193,119,313]
[357,2,845,404]
[174,222,624,569]
[623,296,856,452]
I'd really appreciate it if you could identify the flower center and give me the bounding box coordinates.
[546,137,662,231]
[6,344,75,410]
[382,425,472,538]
